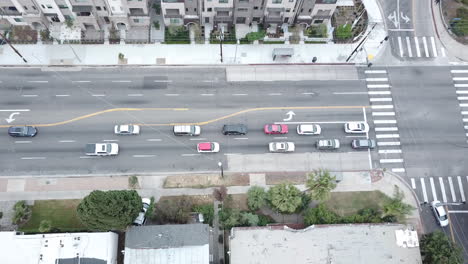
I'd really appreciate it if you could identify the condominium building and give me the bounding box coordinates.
[160,0,338,27]
[0,0,150,31]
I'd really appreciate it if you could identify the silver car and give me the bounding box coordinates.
[430,200,449,227]
[316,139,340,150]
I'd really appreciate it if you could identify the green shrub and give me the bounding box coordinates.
[193,204,214,226]
[245,30,266,42]
[335,24,353,40]
[306,24,328,38]
[164,26,190,44]
[247,186,267,211]
[13,201,32,225]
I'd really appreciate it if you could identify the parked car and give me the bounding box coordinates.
[114,124,140,135]
[296,124,321,135]
[173,125,201,136]
[264,124,288,134]
[351,139,376,149]
[269,142,295,153]
[222,124,248,135]
[133,198,151,226]
[8,126,37,137]
[197,142,220,153]
[344,122,369,133]
[316,139,340,150]
[430,200,449,227]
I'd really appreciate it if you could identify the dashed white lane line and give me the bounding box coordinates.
[15,141,31,144]
[80,156,97,159]
[374,120,397,124]
[268,93,282,96]
[368,91,391,95]
[453,77,468,81]
[27,80,49,83]
[133,154,156,158]
[375,127,398,132]
[165,94,180,96]
[406,36,413,57]
[202,80,218,83]
[372,112,395,116]
[430,177,438,201]
[22,94,38,97]
[370,98,392,102]
[397,36,404,57]
[457,176,466,202]
[72,80,91,83]
[233,94,248,96]
[377,141,401,146]
[112,80,132,83]
[376,134,400,139]
[430,37,438,57]
[448,177,456,202]
[154,80,172,83]
[380,159,404,163]
[411,178,416,189]
[455,84,468,88]
[0,109,30,112]
[371,105,394,109]
[92,94,106,97]
[422,37,430,57]
[190,138,207,141]
[367,84,390,89]
[301,92,315,95]
[414,37,421,57]
[421,178,428,203]
[224,153,242,156]
[201,94,214,96]
[147,139,162,142]
[365,70,387,74]
[55,94,70,97]
[103,139,119,142]
[273,137,288,139]
[128,94,143,97]
[59,140,76,143]
[234,138,249,140]
[378,149,402,154]
[334,92,368,95]
[181,154,201,156]
[365,78,389,82]
[21,157,46,160]
[392,168,405,173]
[439,177,447,203]
[451,70,468,73]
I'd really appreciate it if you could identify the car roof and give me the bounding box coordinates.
[435,205,447,216]
[198,142,212,150]
[299,124,315,129]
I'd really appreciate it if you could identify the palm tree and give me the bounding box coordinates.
[305,169,337,201]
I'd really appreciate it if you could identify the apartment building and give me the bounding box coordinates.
[160,0,338,28]
[0,0,150,31]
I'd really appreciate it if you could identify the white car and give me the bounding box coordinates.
[114,124,140,135]
[133,198,151,226]
[269,142,295,153]
[197,142,220,153]
[430,200,449,227]
[297,124,321,135]
[344,122,369,133]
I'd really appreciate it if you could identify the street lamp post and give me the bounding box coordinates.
[218,161,224,178]
[218,27,224,63]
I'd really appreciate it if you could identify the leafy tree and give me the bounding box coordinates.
[305,169,337,201]
[381,186,414,222]
[335,24,352,40]
[13,201,31,225]
[213,186,228,202]
[303,204,340,225]
[77,190,142,230]
[245,30,266,42]
[219,208,242,230]
[420,231,463,264]
[39,220,52,233]
[240,212,259,226]
[152,196,192,224]
[193,204,214,226]
[257,214,274,226]
[247,186,267,211]
[267,184,303,214]
[342,208,382,224]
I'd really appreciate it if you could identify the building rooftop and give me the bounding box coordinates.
[0,231,118,264]
[124,224,210,264]
[229,224,422,264]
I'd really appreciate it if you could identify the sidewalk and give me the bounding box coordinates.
[0,170,422,233]
[432,0,468,62]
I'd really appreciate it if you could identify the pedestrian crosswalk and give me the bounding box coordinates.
[411,176,468,204]
[450,68,468,142]
[364,69,405,174]
[390,35,446,59]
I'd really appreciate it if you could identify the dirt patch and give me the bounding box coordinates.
[225,194,249,211]
[158,195,214,206]
[8,26,37,43]
[265,172,307,185]
[164,174,249,188]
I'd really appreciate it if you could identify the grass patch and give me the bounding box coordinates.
[325,191,391,217]
[263,41,285,44]
[20,200,86,233]
[305,41,327,44]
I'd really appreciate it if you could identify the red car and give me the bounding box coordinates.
[264,124,288,134]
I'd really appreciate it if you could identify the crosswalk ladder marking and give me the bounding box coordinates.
[448,177,457,202]
[430,177,438,201]
[406,37,413,57]
[421,178,428,203]
[458,176,466,202]
[414,37,421,57]
[439,177,448,203]
[430,37,438,57]
[398,37,404,57]
[422,37,430,57]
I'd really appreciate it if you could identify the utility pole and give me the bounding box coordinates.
[219,26,224,63]
[218,161,224,178]
[0,31,28,63]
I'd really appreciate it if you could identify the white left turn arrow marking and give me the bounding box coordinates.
[5,112,20,123]
[283,111,296,121]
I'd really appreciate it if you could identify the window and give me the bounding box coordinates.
[111,6,115,11]
[239,0,249,2]
[14,18,24,22]
[286,8,290,12]
[253,6,258,10]
[46,4,53,8]
[103,6,107,10]
[41,4,45,8]
[205,17,210,23]
[96,6,102,10]
[237,8,248,12]
[170,18,180,24]
[32,5,36,10]
[308,8,311,12]
[313,19,324,24]
[58,5,68,9]
[217,10,229,16]
[23,6,28,10]
[207,8,212,11]
[194,8,197,11]
[272,0,281,3]
[289,0,294,2]
[236,17,246,23]
[185,8,188,11]
[219,0,228,3]
[133,18,140,23]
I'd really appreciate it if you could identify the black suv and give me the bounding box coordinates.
[8,126,38,137]
[222,124,248,135]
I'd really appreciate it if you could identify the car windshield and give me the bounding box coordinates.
[440,214,448,221]
[106,144,112,152]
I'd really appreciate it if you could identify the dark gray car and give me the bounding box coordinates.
[351,139,376,149]
[8,126,37,137]
[222,124,248,135]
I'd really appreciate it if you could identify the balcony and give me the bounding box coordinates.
[0,7,21,16]
[129,8,146,16]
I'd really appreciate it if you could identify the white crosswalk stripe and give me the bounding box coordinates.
[411,178,416,189]
[392,168,405,173]
[421,178,428,203]
[375,127,398,132]
[367,84,391,89]
[430,37,438,57]
[430,177,438,201]
[376,134,400,139]
[458,176,466,202]
[414,37,421,57]
[412,176,468,203]
[448,177,456,202]
[439,177,447,203]
[371,105,394,109]
[365,70,387,74]
[378,149,402,154]
[397,37,404,57]
[380,159,404,163]
[372,112,395,116]
[406,36,413,57]
[370,98,392,102]
[377,141,400,146]
[422,37,430,57]
[374,120,397,124]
